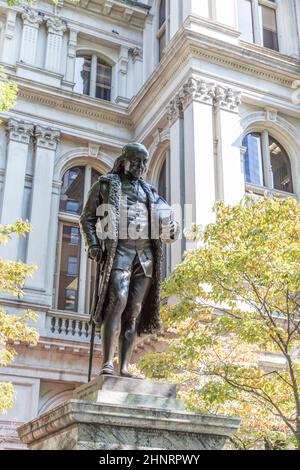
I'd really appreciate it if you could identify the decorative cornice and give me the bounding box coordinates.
[22,8,44,27]
[46,17,67,35]
[6,119,34,144]
[167,77,241,126]
[35,126,60,150]
[17,87,133,130]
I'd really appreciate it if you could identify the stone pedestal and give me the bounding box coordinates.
[17,377,240,450]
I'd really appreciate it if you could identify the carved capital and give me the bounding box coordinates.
[22,8,44,27]
[179,77,215,110]
[35,126,60,150]
[6,119,34,144]
[129,47,143,62]
[167,95,183,127]
[167,77,216,126]
[46,17,67,35]
[213,86,241,112]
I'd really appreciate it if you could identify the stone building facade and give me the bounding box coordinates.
[0,0,299,448]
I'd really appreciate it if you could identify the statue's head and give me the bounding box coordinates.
[112,143,149,180]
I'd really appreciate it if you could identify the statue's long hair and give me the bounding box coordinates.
[111,143,149,175]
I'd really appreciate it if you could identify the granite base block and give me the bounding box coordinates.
[17,377,240,450]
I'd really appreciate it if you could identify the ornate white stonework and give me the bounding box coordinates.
[6,119,34,144]
[19,9,44,65]
[45,18,67,73]
[167,78,241,126]
[129,47,143,62]
[22,9,44,27]
[46,17,67,36]
[35,126,60,150]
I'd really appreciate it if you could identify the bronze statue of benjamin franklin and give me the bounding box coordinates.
[80,143,179,378]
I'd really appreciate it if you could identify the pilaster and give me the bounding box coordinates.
[45,17,67,73]
[65,28,78,83]
[128,47,143,96]
[0,119,34,261]
[1,10,17,65]
[19,8,44,65]
[115,46,129,105]
[26,126,60,290]
[213,85,244,205]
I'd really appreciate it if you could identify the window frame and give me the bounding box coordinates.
[156,0,170,62]
[237,0,279,51]
[74,53,112,101]
[243,130,294,197]
[54,164,101,315]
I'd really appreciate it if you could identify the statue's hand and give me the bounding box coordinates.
[88,245,102,262]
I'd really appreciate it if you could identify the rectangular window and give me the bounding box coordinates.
[237,0,254,43]
[95,61,111,101]
[74,56,91,95]
[57,224,81,312]
[259,4,279,51]
[243,133,265,186]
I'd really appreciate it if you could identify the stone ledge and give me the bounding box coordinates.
[18,399,240,450]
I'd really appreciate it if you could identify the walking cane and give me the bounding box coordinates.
[88,258,101,382]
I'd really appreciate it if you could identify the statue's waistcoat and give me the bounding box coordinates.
[112,175,153,278]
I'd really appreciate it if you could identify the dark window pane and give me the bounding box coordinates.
[74,56,91,95]
[159,0,166,28]
[95,59,112,101]
[59,167,84,215]
[58,224,81,312]
[260,5,279,51]
[91,169,102,186]
[243,133,264,186]
[269,137,293,193]
[237,0,254,42]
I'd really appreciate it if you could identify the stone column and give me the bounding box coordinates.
[167,96,184,270]
[213,86,244,205]
[0,120,34,261]
[19,9,44,65]
[181,78,216,248]
[26,126,60,290]
[45,17,67,73]
[128,47,143,96]
[115,46,129,105]
[1,10,17,65]
[65,28,78,83]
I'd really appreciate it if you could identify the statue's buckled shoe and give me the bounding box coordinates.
[100,364,118,376]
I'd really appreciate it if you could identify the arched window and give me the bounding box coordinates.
[243,132,293,194]
[54,165,102,313]
[74,54,112,101]
[157,0,167,62]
